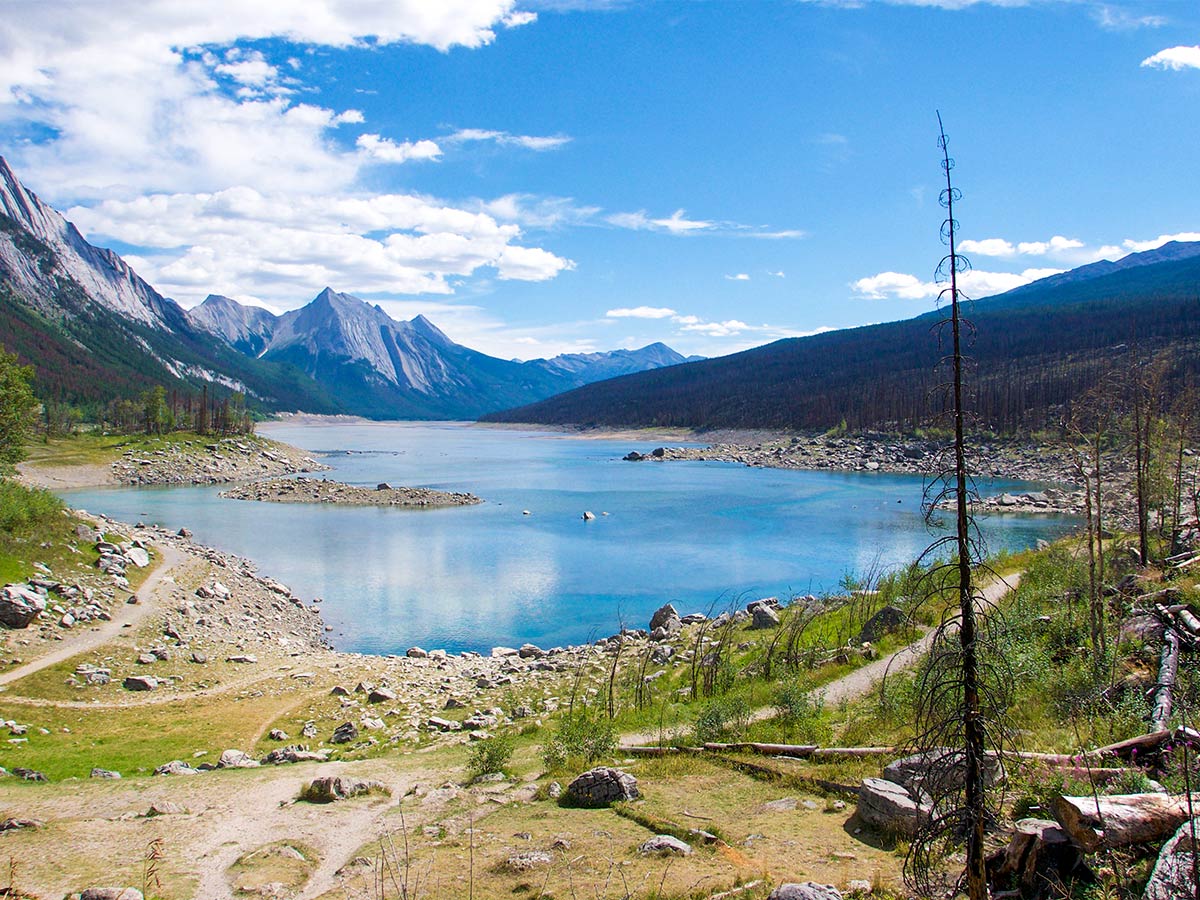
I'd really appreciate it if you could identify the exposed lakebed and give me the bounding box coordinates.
[62,422,1077,655]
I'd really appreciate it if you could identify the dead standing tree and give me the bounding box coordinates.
[905,115,1008,900]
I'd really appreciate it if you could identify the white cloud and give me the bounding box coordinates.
[1094,6,1166,30]
[479,194,600,228]
[356,133,443,163]
[446,128,572,151]
[1015,235,1084,255]
[1142,46,1200,71]
[69,186,574,304]
[725,273,750,281]
[1122,232,1200,252]
[607,208,715,234]
[958,238,1016,257]
[852,267,1063,300]
[606,306,678,319]
[768,270,786,278]
[0,3,580,311]
[681,319,752,337]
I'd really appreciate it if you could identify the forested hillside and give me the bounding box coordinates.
[484,254,1200,432]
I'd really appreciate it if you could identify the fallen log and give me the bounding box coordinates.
[1151,617,1182,732]
[1050,793,1195,853]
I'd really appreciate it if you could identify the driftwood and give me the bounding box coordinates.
[986,818,1091,899]
[1050,793,1195,853]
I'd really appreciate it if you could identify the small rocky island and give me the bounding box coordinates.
[219,476,482,508]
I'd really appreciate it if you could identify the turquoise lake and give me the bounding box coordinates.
[62,422,1077,655]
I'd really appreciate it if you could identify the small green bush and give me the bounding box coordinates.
[692,695,751,744]
[773,678,831,743]
[468,735,514,778]
[0,479,63,533]
[542,708,616,771]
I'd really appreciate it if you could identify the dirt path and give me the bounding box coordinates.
[621,571,1021,747]
[0,542,187,688]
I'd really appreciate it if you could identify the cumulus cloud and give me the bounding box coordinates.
[606,306,678,319]
[0,2,582,309]
[1142,46,1200,71]
[1123,232,1200,252]
[680,319,752,337]
[356,134,443,164]
[67,185,574,305]
[852,267,1063,300]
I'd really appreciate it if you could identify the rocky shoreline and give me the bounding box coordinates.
[219,476,482,508]
[110,434,329,486]
[623,434,1098,516]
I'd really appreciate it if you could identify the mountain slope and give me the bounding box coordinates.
[0,160,341,414]
[188,289,697,419]
[0,157,691,419]
[484,250,1200,432]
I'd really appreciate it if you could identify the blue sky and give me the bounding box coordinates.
[1,1,1198,360]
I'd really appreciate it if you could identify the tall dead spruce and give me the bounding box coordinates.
[905,115,1011,900]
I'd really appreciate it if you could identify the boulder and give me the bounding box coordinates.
[144,801,187,817]
[263,746,328,765]
[268,729,289,741]
[300,776,388,803]
[217,749,260,769]
[883,748,1004,799]
[406,647,428,658]
[90,768,121,779]
[564,767,639,807]
[153,760,199,776]
[858,605,905,643]
[330,721,359,744]
[768,884,842,900]
[125,547,151,568]
[0,584,46,628]
[649,603,682,633]
[80,889,144,900]
[638,835,692,856]
[368,687,397,704]
[857,777,930,837]
[751,604,781,629]
[1144,818,1200,900]
[123,675,158,692]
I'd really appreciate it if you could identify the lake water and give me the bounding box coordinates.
[62,422,1076,655]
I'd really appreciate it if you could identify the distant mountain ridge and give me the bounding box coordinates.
[485,246,1200,432]
[185,288,694,419]
[0,155,694,419]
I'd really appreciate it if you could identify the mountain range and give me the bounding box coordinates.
[0,157,692,419]
[485,241,1200,432]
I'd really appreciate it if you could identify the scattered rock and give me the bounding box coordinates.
[217,749,260,769]
[505,851,553,872]
[90,768,121,779]
[153,760,199,776]
[80,889,144,900]
[330,721,359,744]
[768,884,842,900]
[300,776,388,803]
[122,675,158,692]
[268,729,289,741]
[144,801,187,817]
[638,835,692,856]
[368,686,397,703]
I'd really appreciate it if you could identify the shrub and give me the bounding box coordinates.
[542,708,616,772]
[468,735,514,779]
[773,678,831,743]
[0,480,63,533]
[692,695,751,744]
